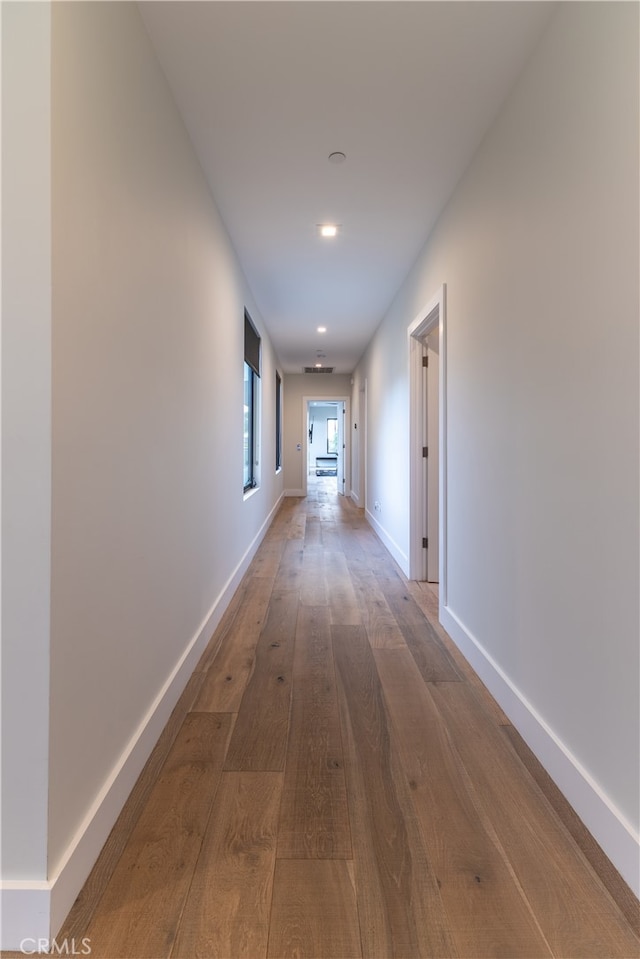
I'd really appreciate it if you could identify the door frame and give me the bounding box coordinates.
[302,395,351,498]
[362,378,368,510]
[408,284,447,601]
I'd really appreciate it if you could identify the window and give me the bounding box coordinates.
[327,417,338,454]
[275,371,282,471]
[244,311,261,491]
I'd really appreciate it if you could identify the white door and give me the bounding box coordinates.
[426,331,439,582]
[337,402,346,496]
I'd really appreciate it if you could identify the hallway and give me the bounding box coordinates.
[57,486,639,959]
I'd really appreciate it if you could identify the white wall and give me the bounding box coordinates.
[355,2,639,890]
[282,373,352,494]
[2,2,284,946]
[1,2,52,887]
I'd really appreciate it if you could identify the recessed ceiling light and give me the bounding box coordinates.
[328,152,346,164]
[318,224,338,238]
[317,326,327,333]
[315,363,322,368]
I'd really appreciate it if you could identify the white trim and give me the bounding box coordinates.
[0,492,284,951]
[407,284,447,602]
[440,603,640,898]
[350,490,361,506]
[365,508,409,576]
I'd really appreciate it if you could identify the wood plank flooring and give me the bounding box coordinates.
[54,478,639,959]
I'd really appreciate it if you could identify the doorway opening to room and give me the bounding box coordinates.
[303,397,350,499]
[409,285,447,597]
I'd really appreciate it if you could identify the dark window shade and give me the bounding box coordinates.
[244,311,261,376]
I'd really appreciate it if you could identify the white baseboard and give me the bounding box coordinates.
[350,490,361,506]
[440,603,640,898]
[365,508,409,576]
[0,492,284,952]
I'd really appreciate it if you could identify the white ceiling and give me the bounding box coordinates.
[140,2,555,374]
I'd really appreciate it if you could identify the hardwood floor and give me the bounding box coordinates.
[54,479,639,959]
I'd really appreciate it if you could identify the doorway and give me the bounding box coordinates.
[425,328,439,582]
[408,285,447,599]
[303,397,350,499]
[351,381,367,508]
